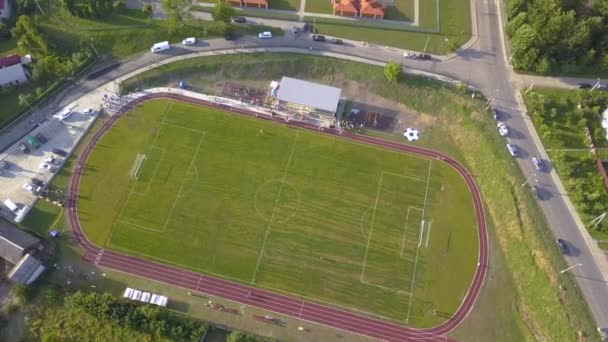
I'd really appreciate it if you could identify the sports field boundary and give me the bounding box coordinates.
[66,92,489,342]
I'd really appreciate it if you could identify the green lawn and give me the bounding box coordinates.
[384,0,416,22]
[269,0,301,11]
[76,99,477,327]
[305,0,334,14]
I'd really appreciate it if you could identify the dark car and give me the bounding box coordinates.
[18,143,29,154]
[491,108,500,120]
[31,178,45,187]
[35,133,48,144]
[233,16,246,23]
[52,148,68,157]
[312,34,326,42]
[556,238,569,254]
[330,38,343,45]
[417,53,432,60]
[531,185,542,200]
[224,30,235,41]
[576,82,592,89]
[303,23,310,32]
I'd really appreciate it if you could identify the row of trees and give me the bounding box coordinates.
[59,0,114,18]
[506,0,608,74]
[64,291,208,340]
[526,90,608,231]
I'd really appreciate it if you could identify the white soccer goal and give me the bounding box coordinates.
[130,153,146,179]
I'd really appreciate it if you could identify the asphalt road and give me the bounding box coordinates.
[1,0,607,332]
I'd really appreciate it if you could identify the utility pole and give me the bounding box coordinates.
[423,36,430,53]
[521,173,538,187]
[560,263,582,274]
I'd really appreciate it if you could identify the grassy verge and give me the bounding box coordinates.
[523,87,608,248]
[384,0,416,22]
[23,53,596,340]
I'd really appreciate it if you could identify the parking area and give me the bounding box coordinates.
[0,99,101,222]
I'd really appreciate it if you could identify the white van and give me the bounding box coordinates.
[182,37,196,45]
[151,41,170,53]
[258,31,272,39]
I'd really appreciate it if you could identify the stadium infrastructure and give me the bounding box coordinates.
[66,91,489,342]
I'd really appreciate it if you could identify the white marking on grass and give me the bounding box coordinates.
[425,221,432,248]
[405,160,433,323]
[381,170,428,183]
[251,131,299,284]
[400,207,423,260]
[132,147,166,196]
[360,279,412,295]
[359,171,384,283]
[163,121,205,133]
[118,219,164,232]
[160,132,206,232]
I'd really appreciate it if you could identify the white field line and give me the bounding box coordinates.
[400,207,423,259]
[417,220,425,248]
[251,130,299,284]
[117,219,164,233]
[382,170,428,183]
[163,121,205,134]
[360,279,412,295]
[425,221,432,248]
[405,160,433,323]
[160,132,206,233]
[359,171,384,283]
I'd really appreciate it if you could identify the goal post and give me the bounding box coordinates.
[130,153,146,179]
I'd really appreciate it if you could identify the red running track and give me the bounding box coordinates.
[66,93,489,342]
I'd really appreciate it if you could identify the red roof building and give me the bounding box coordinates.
[243,0,268,8]
[359,0,385,19]
[332,0,358,16]
[223,0,243,6]
[0,55,22,68]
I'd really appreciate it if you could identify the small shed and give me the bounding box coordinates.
[8,254,45,285]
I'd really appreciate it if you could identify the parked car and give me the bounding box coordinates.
[532,156,543,171]
[577,82,592,89]
[83,108,95,115]
[417,53,432,60]
[506,143,518,157]
[39,162,55,172]
[404,52,417,59]
[531,185,542,200]
[258,31,272,39]
[52,148,68,157]
[18,143,29,154]
[35,133,48,144]
[497,122,509,136]
[22,183,41,193]
[330,38,343,45]
[31,178,45,187]
[224,29,235,41]
[312,34,326,42]
[233,16,246,23]
[182,37,196,45]
[291,26,299,35]
[44,155,61,166]
[303,23,310,32]
[556,238,569,254]
[491,108,500,120]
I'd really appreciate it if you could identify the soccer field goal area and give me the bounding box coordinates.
[129,153,146,179]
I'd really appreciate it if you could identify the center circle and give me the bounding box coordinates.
[254,179,301,223]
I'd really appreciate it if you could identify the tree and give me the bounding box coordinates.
[142,3,153,18]
[161,0,192,30]
[212,3,236,24]
[12,15,50,57]
[11,284,31,303]
[0,22,10,40]
[383,60,401,82]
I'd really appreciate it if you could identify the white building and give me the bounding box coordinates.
[0,54,30,87]
[602,108,608,140]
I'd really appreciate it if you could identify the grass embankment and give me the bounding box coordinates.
[24,54,595,340]
[523,88,608,248]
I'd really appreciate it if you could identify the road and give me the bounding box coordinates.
[1,0,607,333]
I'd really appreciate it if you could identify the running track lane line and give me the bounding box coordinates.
[66,93,488,342]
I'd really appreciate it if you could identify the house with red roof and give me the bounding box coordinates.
[332,0,386,19]
[332,0,358,17]
[359,0,385,19]
[243,0,268,8]
[0,54,30,87]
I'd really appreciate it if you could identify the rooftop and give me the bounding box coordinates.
[0,55,22,68]
[0,218,40,264]
[277,77,342,114]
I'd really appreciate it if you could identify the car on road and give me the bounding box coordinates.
[556,238,569,254]
[182,37,196,45]
[404,52,417,59]
[224,29,235,41]
[330,38,343,45]
[312,34,326,42]
[303,23,310,32]
[532,156,543,171]
[506,143,518,157]
[44,155,61,166]
[39,163,55,172]
[52,148,68,157]
[598,327,608,341]
[258,31,272,39]
[18,143,29,154]
[497,122,509,136]
[531,185,542,200]
[577,82,592,89]
[232,16,246,23]
[291,26,299,35]
[83,108,95,115]
[417,53,432,60]
[491,108,500,120]
[35,133,48,144]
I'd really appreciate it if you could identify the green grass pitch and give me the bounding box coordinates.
[77,99,478,327]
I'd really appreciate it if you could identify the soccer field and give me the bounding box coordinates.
[77,99,478,327]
